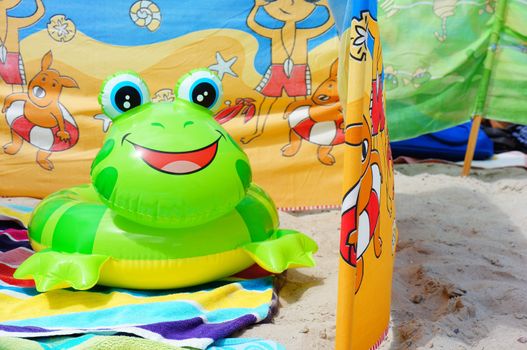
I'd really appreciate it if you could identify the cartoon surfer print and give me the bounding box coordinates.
[0,0,45,92]
[241,0,334,144]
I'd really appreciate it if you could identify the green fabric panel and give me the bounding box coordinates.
[380,0,526,140]
[485,0,527,122]
[474,0,508,115]
[52,203,107,254]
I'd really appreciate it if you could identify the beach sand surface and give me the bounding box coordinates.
[242,164,527,350]
[3,164,527,349]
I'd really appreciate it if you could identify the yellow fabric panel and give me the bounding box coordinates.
[0,2,341,209]
[335,7,398,350]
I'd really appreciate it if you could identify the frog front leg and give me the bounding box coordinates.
[14,251,109,292]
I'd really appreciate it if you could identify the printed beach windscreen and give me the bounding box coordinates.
[0,0,350,209]
[328,0,398,349]
[379,0,527,141]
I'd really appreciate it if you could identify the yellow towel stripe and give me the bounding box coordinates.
[0,208,31,227]
[0,283,271,322]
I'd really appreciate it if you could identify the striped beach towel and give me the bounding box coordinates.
[0,201,34,227]
[0,202,283,349]
[0,335,284,349]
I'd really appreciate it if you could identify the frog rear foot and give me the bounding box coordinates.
[242,229,318,273]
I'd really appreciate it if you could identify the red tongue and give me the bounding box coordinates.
[134,141,218,174]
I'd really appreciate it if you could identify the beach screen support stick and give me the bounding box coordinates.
[462,0,508,177]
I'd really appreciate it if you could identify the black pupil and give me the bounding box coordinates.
[362,141,367,159]
[192,82,216,108]
[115,86,141,112]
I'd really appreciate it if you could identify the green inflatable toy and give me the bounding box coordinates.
[14,69,318,292]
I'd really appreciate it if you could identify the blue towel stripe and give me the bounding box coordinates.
[5,301,271,329]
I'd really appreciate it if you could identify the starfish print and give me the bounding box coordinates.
[53,19,70,38]
[208,52,238,80]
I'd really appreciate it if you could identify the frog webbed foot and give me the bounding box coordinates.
[14,250,109,292]
[242,229,318,273]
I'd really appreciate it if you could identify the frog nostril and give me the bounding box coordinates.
[151,122,165,129]
[183,121,194,128]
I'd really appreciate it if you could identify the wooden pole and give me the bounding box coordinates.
[461,115,482,176]
[461,0,507,176]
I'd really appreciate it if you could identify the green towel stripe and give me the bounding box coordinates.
[52,203,108,254]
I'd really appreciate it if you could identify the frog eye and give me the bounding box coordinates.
[99,71,150,120]
[174,69,222,112]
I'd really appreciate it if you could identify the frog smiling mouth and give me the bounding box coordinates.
[123,133,222,175]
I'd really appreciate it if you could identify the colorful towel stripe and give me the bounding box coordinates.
[0,201,34,227]
[0,204,281,349]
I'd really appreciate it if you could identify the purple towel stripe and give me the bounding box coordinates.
[139,314,258,340]
[0,324,51,333]
[0,235,31,252]
[0,315,258,341]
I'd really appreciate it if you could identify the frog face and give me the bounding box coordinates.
[91,69,252,228]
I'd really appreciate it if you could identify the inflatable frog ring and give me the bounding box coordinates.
[15,69,318,292]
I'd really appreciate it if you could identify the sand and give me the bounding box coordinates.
[241,164,527,349]
[3,164,527,349]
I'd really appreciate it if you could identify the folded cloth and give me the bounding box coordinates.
[0,205,279,349]
[391,121,494,162]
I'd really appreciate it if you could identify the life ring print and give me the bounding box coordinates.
[129,1,161,32]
